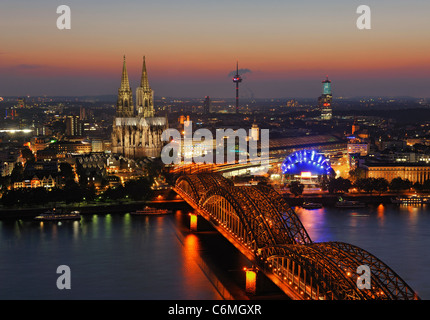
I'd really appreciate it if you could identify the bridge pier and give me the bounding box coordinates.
[244,267,258,295]
[189,212,198,231]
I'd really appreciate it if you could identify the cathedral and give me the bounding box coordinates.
[111,56,168,159]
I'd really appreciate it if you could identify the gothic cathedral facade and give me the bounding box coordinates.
[111,56,168,158]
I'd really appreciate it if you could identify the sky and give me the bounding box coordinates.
[1,0,430,98]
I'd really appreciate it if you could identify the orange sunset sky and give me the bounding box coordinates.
[1,0,430,98]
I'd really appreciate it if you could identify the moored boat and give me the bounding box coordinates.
[335,197,366,208]
[34,208,81,221]
[302,202,323,209]
[131,206,172,215]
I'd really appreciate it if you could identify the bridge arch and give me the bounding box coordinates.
[175,173,234,203]
[261,242,418,300]
[174,173,420,300]
[199,185,312,251]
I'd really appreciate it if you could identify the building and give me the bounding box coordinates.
[29,137,50,153]
[269,135,347,160]
[319,76,333,120]
[111,56,168,158]
[65,115,83,137]
[347,140,369,156]
[250,119,259,141]
[203,96,211,114]
[5,107,17,120]
[281,149,335,186]
[17,98,25,109]
[91,139,105,153]
[376,139,407,151]
[13,175,58,189]
[38,141,92,159]
[364,163,430,184]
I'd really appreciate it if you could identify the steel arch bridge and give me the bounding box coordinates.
[174,173,420,300]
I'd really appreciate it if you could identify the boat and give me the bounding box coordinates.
[391,197,403,204]
[335,197,366,208]
[391,195,430,205]
[34,208,81,221]
[131,206,172,215]
[302,202,323,209]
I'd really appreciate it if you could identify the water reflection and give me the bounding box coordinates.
[294,203,430,299]
[294,207,332,242]
[376,204,385,226]
[182,234,202,290]
[1,206,429,299]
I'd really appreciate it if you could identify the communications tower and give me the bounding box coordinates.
[319,76,333,120]
[232,61,242,114]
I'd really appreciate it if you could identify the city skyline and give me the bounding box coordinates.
[1,0,430,98]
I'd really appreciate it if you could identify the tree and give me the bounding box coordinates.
[289,181,304,197]
[59,162,75,182]
[389,177,412,192]
[374,178,389,195]
[355,178,375,194]
[349,167,366,183]
[21,147,35,163]
[10,162,24,183]
[421,180,430,191]
[123,178,153,201]
[328,177,352,194]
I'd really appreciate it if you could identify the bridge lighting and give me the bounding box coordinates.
[175,174,419,300]
[244,267,257,295]
[189,213,198,231]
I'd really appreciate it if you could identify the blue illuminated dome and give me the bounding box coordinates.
[281,150,335,176]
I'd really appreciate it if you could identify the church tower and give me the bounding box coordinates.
[116,55,134,117]
[136,56,155,118]
[112,55,168,159]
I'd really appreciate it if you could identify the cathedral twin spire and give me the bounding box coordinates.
[117,55,154,118]
[121,55,131,91]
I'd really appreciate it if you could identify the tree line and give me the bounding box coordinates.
[288,176,427,197]
[1,177,153,207]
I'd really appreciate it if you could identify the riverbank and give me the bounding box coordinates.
[283,193,409,207]
[1,189,424,220]
[0,197,188,220]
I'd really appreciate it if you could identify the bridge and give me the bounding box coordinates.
[174,173,420,300]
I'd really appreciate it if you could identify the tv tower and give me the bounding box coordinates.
[232,61,242,114]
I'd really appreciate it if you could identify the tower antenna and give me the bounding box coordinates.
[232,61,242,114]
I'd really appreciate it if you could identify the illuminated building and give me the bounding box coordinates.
[136,56,155,118]
[319,76,333,120]
[111,56,168,158]
[281,149,335,185]
[251,119,259,141]
[364,163,430,184]
[13,175,57,189]
[347,136,369,156]
[65,115,83,136]
[91,139,104,153]
[5,107,17,120]
[17,98,25,109]
[286,99,299,108]
[38,141,92,159]
[269,135,346,159]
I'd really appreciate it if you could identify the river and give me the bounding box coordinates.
[0,203,429,299]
